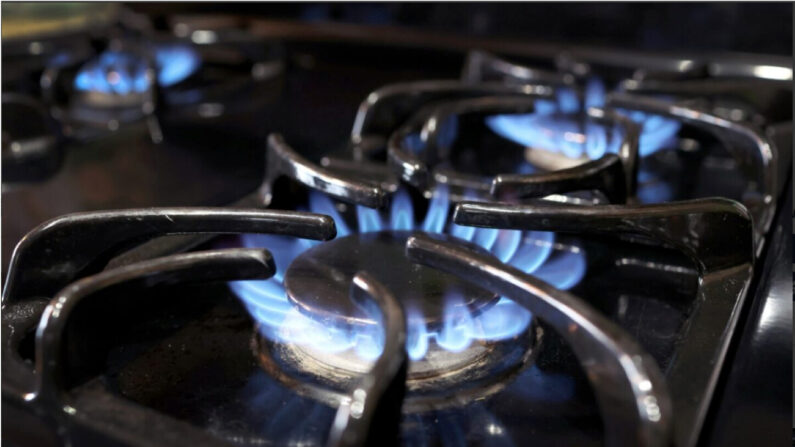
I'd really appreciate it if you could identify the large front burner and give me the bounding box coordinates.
[284,230,499,328]
[260,230,538,410]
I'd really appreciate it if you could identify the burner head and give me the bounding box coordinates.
[74,45,200,100]
[284,230,499,329]
[73,50,156,106]
[63,44,203,128]
[234,189,560,410]
[278,230,510,379]
[246,229,540,412]
[265,229,536,410]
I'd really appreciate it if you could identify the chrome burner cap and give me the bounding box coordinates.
[284,230,499,328]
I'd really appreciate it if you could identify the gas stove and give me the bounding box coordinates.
[2,5,792,447]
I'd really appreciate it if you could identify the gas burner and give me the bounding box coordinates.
[59,41,159,128]
[218,128,600,412]
[340,60,693,207]
[373,54,692,205]
[40,32,283,138]
[387,98,640,203]
[74,50,156,101]
[349,79,555,161]
[71,43,200,104]
[233,181,585,390]
[2,6,285,172]
[255,229,540,407]
[218,43,771,444]
[347,51,781,252]
[1,12,790,447]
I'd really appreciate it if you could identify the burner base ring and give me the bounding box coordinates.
[253,321,542,413]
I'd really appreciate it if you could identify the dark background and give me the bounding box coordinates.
[129,2,794,56]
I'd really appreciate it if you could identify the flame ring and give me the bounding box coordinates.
[253,321,543,413]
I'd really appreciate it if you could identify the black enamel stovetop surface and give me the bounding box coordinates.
[2,14,791,447]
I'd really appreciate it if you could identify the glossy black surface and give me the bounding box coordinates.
[130,4,793,56]
[2,208,336,303]
[0,37,462,277]
[2,8,792,447]
[264,133,388,208]
[453,196,757,446]
[701,185,792,446]
[405,233,672,447]
[3,228,705,446]
[606,93,779,252]
[2,94,63,183]
[24,249,274,447]
[453,198,754,273]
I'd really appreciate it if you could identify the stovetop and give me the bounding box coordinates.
[2,8,792,447]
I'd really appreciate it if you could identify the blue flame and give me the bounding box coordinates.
[473,227,499,251]
[534,99,558,115]
[154,44,201,87]
[390,188,414,230]
[557,87,580,113]
[242,232,315,281]
[356,205,384,233]
[636,168,674,204]
[435,115,459,150]
[584,77,605,108]
[472,298,532,341]
[309,191,351,237]
[621,110,682,157]
[449,220,477,241]
[485,78,682,162]
[491,230,522,263]
[421,187,450,233]
[448,190,479,242]
[354,324,384,360]
[437,294,476,352]
[403,133,425,154]
[517,162,537,174]
[75,51,150,95]
[75,45,199,95]
[532,249,587,290]
[231,187,587,361]
[406,307,430,360]
[508,231,555,274]
[585,121,608,160]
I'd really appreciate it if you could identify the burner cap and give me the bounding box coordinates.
[284,230,499,329]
